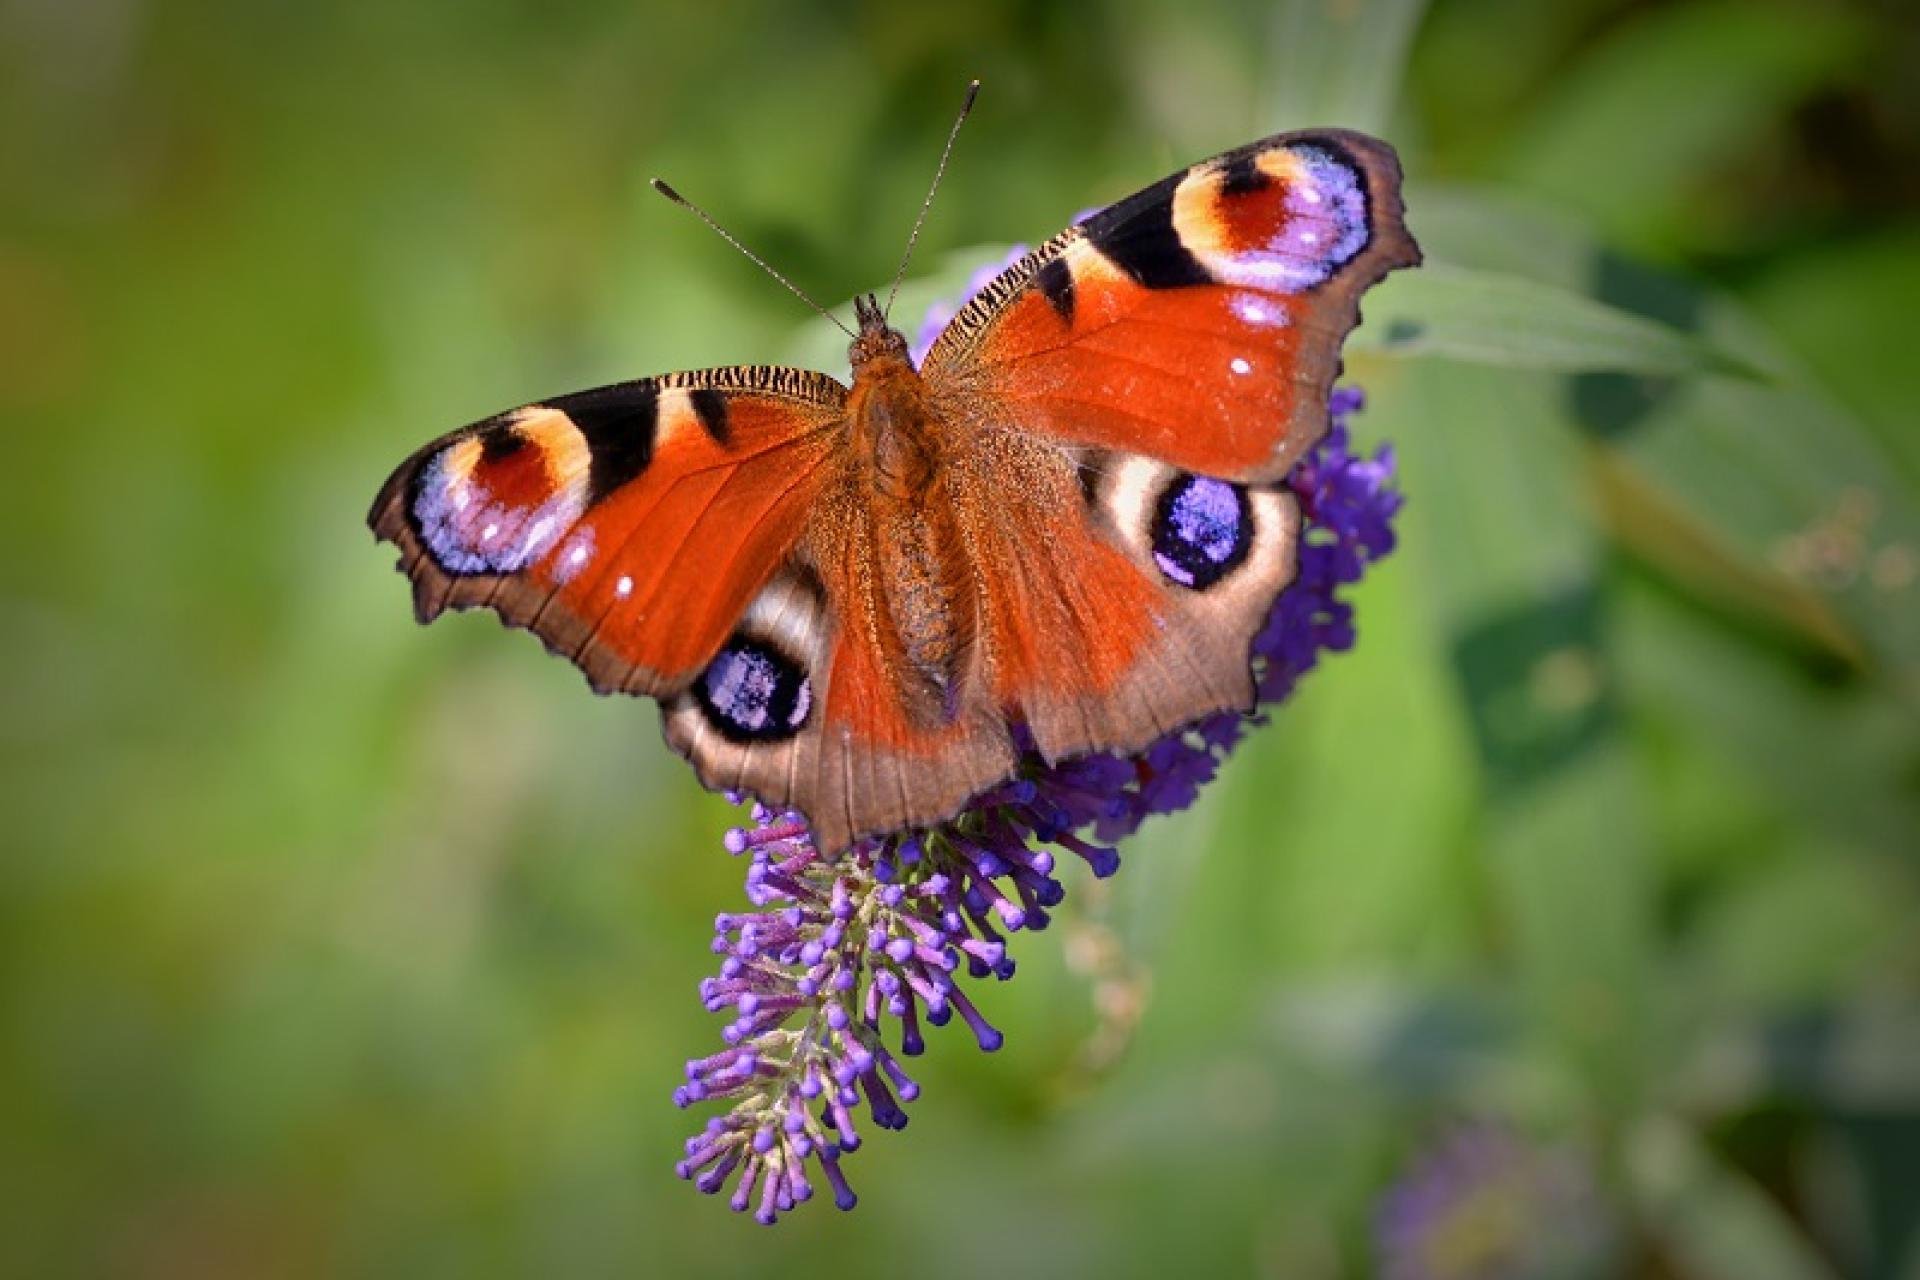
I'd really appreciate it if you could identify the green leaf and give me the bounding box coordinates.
[1264,0,1433,134]
[1742,230,1920,487]
[1597,373,1920,687]
[1387,186,1920,683]
[1265,979,1521,1099]
[1497,0,1866,255]
[1614,574,1920,864]
[1680,1006,1920,1113]
[1627,1117,1842,1280]
[1373,359,1660,1102]
[1208,552,1481,974]
[1354,262,1768,379]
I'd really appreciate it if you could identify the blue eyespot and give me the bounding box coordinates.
[696,638,812,743]
[1152,475,1252,590]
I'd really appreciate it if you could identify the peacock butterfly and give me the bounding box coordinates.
[369,87,1420,854]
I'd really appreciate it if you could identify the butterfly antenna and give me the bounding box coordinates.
[650,178,856,339]
[882,79,980,323]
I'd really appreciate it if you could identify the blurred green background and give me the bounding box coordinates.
[4,0,1917,1275]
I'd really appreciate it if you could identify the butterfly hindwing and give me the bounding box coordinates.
[943,435,1301,770]
[631,491,1015,857]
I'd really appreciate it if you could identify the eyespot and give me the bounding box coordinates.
[411,411,590,575]
[1166,138,1373,295]
[1151,475,1253,590]
[695,637,812,743]
[1276,142,1370,279]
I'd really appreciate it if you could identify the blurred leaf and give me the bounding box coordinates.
[1264,0,1431,134]
[1405,183,1815,379]
[1742,230,1920,487]
[1682,1004,1920,1113]
[1592,456,1866,671]
[1391,185,1920,684]
[1117,1,1262,152]
[1834,1116,1920,1280]
[1405,0,1619,159]
[1597,374,1920,689]
[1217,520,1481,974]
[1691,856,1912,1011]
[1377,359,1659,1101]
[1614,576,1920,868]
[1356,263,1771,378]
[1627,1116,1841,1280]
[1498,0,1866,255]
[1404,182,1610,287]
[1266,979,1520,1099]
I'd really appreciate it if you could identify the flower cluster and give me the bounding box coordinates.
[674,274,1403,1222]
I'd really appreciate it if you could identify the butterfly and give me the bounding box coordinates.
[369,109,1419,855]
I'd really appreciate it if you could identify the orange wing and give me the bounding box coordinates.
[370,130,1418,855]
[368,367,845,697]
[667,486,1019,854]
[940,434,1304,772]
[905,129,1418,776]
[923,129,1419,483]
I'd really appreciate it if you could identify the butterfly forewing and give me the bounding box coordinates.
[369,368,846,697]
[924,128,1418,483]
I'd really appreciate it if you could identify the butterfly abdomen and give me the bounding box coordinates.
[873,497,973,717]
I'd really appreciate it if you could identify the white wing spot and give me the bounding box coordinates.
[1230,357,1252,375]
[1230,292,1288,328]
[616,576,634,598]
[570,545,589,567]
[522,515,556,556]
[480,522,499,542]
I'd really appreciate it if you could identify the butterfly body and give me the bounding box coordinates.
[371,128,1420,853]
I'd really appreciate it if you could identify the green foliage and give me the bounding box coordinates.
[2,0,1915,1275]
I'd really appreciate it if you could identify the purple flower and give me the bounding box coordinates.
[674,260,1404,1222]
[1375,1125,1613,1280]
